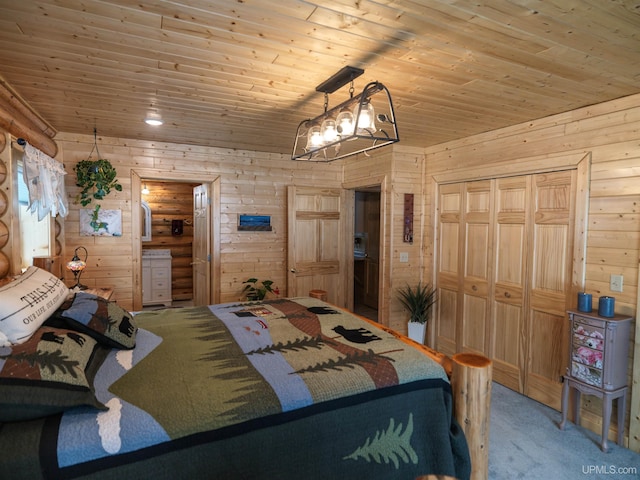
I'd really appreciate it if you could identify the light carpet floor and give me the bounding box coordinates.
[489,382,639,479]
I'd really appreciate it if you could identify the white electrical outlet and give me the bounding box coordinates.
[610,274,623,292]
[399,252,409,263]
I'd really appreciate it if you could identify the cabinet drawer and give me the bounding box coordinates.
[152,267,170,279]
[572,314,604,330]
[572,321,604,351]
[572,342,603,369]
[571,361,602,387]
[153,279,169,289]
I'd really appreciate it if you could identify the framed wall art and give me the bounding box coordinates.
[238,214,272,231]
[80,208,122,237]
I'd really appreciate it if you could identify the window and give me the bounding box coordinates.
[14,147,52,270]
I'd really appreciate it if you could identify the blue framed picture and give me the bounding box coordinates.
[238,214,272,231]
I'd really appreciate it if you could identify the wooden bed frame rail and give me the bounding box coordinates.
[358,315,493,480]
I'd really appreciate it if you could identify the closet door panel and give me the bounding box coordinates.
[463,294,488,353]
[492,302,525,390]
[436,288,458,356]
[492,176,528,392]
[461,180,494,356]
[525,171,575,409]
[436,184,463,356]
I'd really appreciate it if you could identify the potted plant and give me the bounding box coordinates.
[397,282,437,344]
[74,158,122,232]
[242,278,278,301]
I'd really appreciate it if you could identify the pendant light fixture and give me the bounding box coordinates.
[292,66,399,162]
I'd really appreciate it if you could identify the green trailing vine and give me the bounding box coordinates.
[74,159,122,206]
[343,414,418,469]
[74,129,122,231]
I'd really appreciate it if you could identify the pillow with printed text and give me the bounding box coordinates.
[0,266,69,346]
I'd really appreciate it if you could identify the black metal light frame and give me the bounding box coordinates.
[291,67,399,162]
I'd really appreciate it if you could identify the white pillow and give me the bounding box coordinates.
[0,266,69,346]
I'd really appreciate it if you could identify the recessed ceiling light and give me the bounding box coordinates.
[145,118,163,126]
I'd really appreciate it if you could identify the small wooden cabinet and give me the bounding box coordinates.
[560,309,632,451]
[142,249,172,307]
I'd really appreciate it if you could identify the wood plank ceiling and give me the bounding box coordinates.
[0,0,638,155]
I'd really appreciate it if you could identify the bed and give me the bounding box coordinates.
[0,267,471,479]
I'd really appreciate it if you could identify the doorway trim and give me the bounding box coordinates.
[131,169,221,311]
[343,175,389,325]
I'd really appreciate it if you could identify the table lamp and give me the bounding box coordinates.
[66,246,88,290]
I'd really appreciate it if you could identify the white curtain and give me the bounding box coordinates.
[22,142,69,220]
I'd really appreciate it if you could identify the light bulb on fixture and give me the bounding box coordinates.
[354,99,376,135]
[141,183,150,195]
[321,117,338,144]
[336,107,355,137]
[305,124,323,150]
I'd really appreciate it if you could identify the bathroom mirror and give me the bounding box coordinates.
[141,200,152,242]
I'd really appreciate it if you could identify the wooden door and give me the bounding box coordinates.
[193,184,210,306]
[524,171,575,409]
[436,170,576,410]
[491,176,530,392]
[287,186,346,307]
[462,180,494,357]
[363,192,380,309]
[435,183,463,357]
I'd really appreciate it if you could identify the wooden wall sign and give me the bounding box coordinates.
[404,193,414,243]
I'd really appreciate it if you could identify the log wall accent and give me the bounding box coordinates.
[0,131,10,279]
[425,93,640,451]
[0,79,57,157]
[142,180,198,301]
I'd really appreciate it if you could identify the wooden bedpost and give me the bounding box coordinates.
[451,353,492,480]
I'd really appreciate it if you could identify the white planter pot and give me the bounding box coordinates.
[407,321,426,344]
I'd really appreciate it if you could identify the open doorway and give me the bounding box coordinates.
[139,179,198,309]
[353,186,381,321]
[131,170,221,312]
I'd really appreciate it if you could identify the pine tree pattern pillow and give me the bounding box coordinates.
[52,292,138,349]
[0,326,108,422]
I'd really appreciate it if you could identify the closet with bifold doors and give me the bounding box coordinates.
[435,170,577,410]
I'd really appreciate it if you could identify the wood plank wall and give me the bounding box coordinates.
[141,180,198,301]
[423,93,640,451]
[55,134,343,310]
[342,145,426,334]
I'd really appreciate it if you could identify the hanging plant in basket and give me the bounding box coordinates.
[75,158,122,208]
[74,129,122,232]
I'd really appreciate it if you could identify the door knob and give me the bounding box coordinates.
[290,268,297,273]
